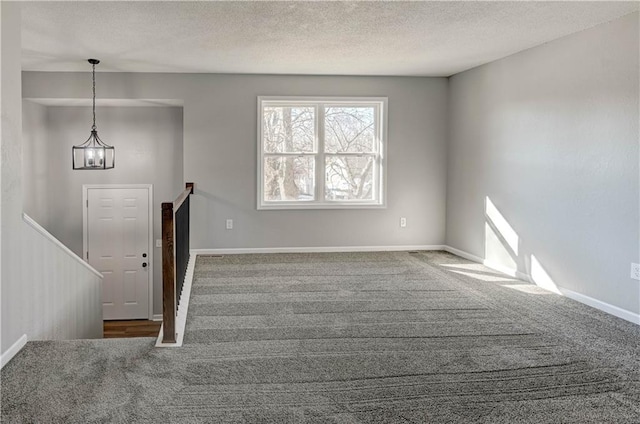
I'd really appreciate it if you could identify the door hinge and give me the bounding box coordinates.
[86,200,88,208]
[86,251,89,260]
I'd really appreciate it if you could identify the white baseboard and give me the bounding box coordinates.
[151,314,163,322]
[444,246,525,279]
[443,245,640,326]
[192,245,445,255]
[443,245,484,263]
[559,288,640,325]
[484,259,531,281]
[1,334,27,369]
[156,253,196,347]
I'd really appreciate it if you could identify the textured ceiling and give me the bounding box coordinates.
[25,98,184,107]
[21,1,639,76]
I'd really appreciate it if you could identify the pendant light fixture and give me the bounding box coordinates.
[72,59,115,169]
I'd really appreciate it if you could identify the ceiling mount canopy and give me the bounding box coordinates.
[72,58,115,170]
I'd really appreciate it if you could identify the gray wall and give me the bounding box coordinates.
[22,101,49,228]
[446,13,639,314]
[12,9,640,333]
[22,105,184,316]
[1,1,25,354]
[22,74,450,249]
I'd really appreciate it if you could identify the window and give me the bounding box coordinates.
[258,97,387,209]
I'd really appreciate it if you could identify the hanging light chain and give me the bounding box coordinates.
[92,61,97,131]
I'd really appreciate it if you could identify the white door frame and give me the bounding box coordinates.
[83,184,154,320]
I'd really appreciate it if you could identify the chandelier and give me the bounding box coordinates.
[72,59,115,169]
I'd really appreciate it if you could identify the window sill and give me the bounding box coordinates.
[257,202,386,211]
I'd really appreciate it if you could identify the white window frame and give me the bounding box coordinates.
[257,96,387,210]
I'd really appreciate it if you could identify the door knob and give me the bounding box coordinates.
[142,262,147,268]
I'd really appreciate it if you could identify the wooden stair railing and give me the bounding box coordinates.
[161,182,194,343]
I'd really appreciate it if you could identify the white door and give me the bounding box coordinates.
[86,187,151,320]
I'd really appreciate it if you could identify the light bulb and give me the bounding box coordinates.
[86,149,95,166]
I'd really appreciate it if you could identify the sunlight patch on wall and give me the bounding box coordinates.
[485,222,517,270]
[485,196,519,255]
[530,255,561,294]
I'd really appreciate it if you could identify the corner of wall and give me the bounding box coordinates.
[0,335,27,369]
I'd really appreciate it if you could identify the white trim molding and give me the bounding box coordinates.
[558,287,640,325]
[443,245,640,326]
[443,245,484,264]
[151,314,163,322]
[156,253,196,347]
[257,96,388,210]
[1,335,27,369]
[192,245,445,256]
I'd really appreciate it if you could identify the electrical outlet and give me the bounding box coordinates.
[400,217,407,228]
[226,219,233,230]
[631,263,640,280]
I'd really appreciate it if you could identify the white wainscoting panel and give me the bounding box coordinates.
[21,214,103,342]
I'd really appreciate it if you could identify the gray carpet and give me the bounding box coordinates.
[2,251,639,423]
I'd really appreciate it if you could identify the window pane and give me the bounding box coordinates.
[325,156,375,201]
[325,107,375,153]
[263,106,315,153]
[264,156,315,201]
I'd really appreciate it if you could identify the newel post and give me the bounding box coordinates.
[161,201,176,343]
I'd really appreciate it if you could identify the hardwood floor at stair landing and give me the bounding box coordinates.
[103,320,161,338]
